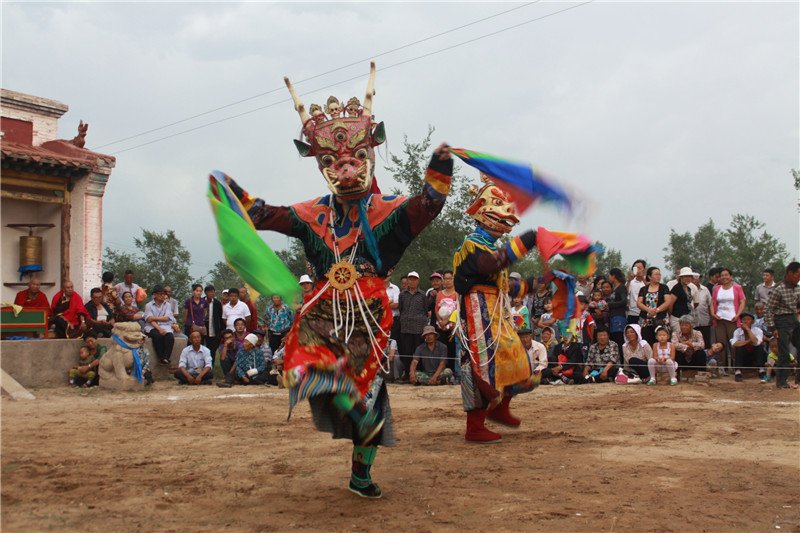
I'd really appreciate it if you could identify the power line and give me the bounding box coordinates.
[95,2,539,151]
[109,1,594,156]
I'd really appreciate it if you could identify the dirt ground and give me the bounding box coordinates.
[2,377,799,533]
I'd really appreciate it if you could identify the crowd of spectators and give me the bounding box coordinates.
[13,260,800,391]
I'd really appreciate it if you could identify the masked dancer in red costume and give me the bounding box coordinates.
[454,177,543,443]
[221,63,452,498]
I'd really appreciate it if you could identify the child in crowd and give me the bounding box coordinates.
[537,299,559,341]
[753,302,772,342]
[69,347,96,387]
[589,289,609,326]
[763,337,797,385]
[511,294,530,330]
[137,334,153,385]
[575,295,595,362]
[648,325,678,386]
[704,342,725,376]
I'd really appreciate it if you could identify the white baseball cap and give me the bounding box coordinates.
[407,271,419,278]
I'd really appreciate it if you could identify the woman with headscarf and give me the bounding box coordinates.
[622,323,652,381]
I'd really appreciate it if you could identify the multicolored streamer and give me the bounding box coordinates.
[450,148,574,215]
[536,227,602,276]
[207,171,301,305]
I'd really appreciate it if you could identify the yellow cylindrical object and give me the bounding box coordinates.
[20,235,43,267]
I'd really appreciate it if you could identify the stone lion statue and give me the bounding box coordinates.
[98,322,143,390]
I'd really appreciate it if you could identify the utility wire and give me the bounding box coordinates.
[95,2,539,151]
[109,1,593,156]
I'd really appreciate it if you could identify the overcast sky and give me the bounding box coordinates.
[3,1,798,282]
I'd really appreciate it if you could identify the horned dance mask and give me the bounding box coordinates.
[285,62,386,200]
[466,174,520,234]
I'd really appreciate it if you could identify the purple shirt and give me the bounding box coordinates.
[184,298,208,327]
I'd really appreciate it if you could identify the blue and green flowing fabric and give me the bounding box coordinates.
[207,171,301,305]
[450,148,574,215]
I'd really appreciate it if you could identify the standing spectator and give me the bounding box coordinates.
[671,315,705,379]
[607,268,628,348]
[753,302,772,342]
[398,271,428,378]
[204,285,224,364]
[50,281,89,339]
[623,324,652,382]
[100,271,118,315]
[265,294,293,352]
[85,287,115,338]
[409,326,452,385]
[183,284,209,337]
[384,277,401,344]
[426,271,442,299]
[626,260,647,325]
[399,276,409,292]
[115,270,140,307]
[764,262,800,389]
[692,275,713,348]
[710,267,746,373]
[239,287,259,332]
[14,277,49,309]
[163,286,180,323]
[648,326,678,386]
[435,270,459,367]
[222,287,251,331]
[174,331,213,385]
[730,312,766,382]
[669,267,697,333]
[575,274,593,299]
[583,326,620,383]
[221,289,230,307]
[117,291,145,324]
[144,285,179,366]
[299,275,315,296]
[755,268,777,305]
[705,267,721,294]
[637,266,672,345]
[531,279,553,334]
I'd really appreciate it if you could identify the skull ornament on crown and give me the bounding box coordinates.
[284,62,385,200]
[466,174,520,234]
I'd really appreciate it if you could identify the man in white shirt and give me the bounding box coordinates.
[518,328,555,383]
[144,285,180,365]
[384,277,401,343]
[626,260,646,324]
[222,286,251,330]
[174,331,213,384]
[730,312,766,382]
[755,268,776,304]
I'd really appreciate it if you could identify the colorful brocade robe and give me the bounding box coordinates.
[229,156,452,400]
[454,227,538,407]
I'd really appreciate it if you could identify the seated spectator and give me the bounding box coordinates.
[271,337,287,387]
[144,285,180,366]
[217,333,268,387]
[69,346,97,388]
[117,291,145,324]
[409,325,453,385]
[519,328,560,383]
[233,318,248,345]
[731,311,766,382]
[222,287,251,331]
[703,342,725,375]
[239,288,259,332]
[218,329,239,375]
[174,331,213,385]
[252,329,267,350]
[381,337,399,383]
[549,332,584,385]
[575,295,596,360]
[671,315,705,378]
[115,269,141,307]
[541,326,560,362]
[623,324,652,381]
[763,337,797,385]
[753,302,772,342]
[183,284,208,337]
[85,287,115,338]
[101,271,118,315]
[135,332,153,385]
[14,277,49,308]
[583,326,620,383]
[265,294,294,352]
[648,326,678,386]
[50,281,89,339]
[73,331,106,387]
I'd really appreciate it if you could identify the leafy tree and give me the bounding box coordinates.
[384,127,478,286]
[723,214,788,300]
[102,228,193,307]
[663,219,730,279]
[593,241,623,277]
[204,260,245,292]
[275,239,308,278]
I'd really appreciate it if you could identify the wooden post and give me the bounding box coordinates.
[60,190,71,284]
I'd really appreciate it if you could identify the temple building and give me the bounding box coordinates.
[1,88,116,303]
